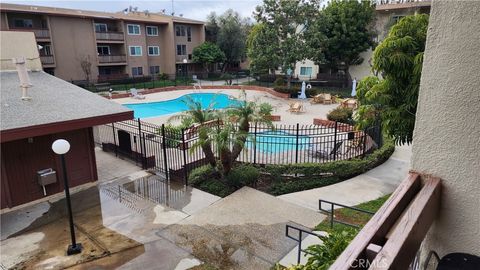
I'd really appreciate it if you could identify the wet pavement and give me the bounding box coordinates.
[1,175,324,270]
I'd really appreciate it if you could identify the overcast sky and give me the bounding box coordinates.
[3,0,264,21]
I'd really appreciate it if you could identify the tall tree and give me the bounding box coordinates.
[355,14,429,145]
[253,0,321,87]
[205,12,220,43]
[306,0,375,76]
[246,23,280,75]
[216,9,250,71]
[192,42,226,73]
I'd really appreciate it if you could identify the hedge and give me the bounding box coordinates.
[264,135,395,195]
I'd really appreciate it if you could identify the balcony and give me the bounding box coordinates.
[40,55,55,66]
[9,27,50,40]
[95,31,124,42]
[98,54,127,65]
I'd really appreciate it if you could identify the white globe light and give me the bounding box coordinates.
[183,58,188,63]
[52,139,70,155]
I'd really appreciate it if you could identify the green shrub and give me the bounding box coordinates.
[302,229,358,270]
[197,178,233,198]
[327,107,354,124]
[188,165,217,185]
[226,164,259,188]
[264,136,395,195]
[159,73,169,80]
[274,77,286,87]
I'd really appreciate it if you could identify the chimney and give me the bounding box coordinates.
[12,57,32,100]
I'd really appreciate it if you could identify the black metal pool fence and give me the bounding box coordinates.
[94,119,382,184]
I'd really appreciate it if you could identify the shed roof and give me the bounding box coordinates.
[0,71,133,142]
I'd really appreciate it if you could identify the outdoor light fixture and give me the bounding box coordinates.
[52,139,83,255]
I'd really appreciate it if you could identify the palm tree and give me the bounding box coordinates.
[170,92,273,176]
[169,95,218,167]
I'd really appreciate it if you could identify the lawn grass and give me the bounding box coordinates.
[315,194,391,232]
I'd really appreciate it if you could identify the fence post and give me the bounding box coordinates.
[295,123,300,164]
[112,123,117,157]
[330,203,335,229]
[137,119,145,168]
[333,121,338,161]
[253,122,257,164]
[161,124,169,181]
[362,128,368,158]
[181,128,188,186]
[297,231,303,265]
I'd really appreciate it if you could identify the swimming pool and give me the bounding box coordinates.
[246,130,310,153]
[124,93,239,119]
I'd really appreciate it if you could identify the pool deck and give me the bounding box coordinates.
[112,88,338,126]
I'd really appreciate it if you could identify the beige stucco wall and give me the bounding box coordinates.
[0,31,42,71]
[349,49,374,81]
[49,16,98,81]
[411,0,480,262]
[294,59,319,81]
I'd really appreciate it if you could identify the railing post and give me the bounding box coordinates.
[295,123,300,164]
[297,230,302,265]
[253,122,257,165]
[181,128,188,186]
[137,119,145,168]
[161,124,169,181]
[333,121,338,161]
[362,128,368,158]
[112,123,117,157]
[330,203,335,229]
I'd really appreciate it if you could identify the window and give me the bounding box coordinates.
[13,19,33,28]
[132,67,143,76]
[129,46,142,56]
[176,25,186,36]
[127,24,141,35]
[97,46,110,55]
[95,23,107,32]
[150,66,160,75]
[187,26,192,42]
[148,46,160,56]
[188,54,192,60]
[39,44,52,56]
[146,26,158,36]
[300,67,313,76]
[392,15,405,24]
[176,44,186,55]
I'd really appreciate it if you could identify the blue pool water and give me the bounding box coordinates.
[124,93,239,119]
[246,130,310,153]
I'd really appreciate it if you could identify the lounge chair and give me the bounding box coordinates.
[311,94,324,104]
[309,141,343,159]
[288,102,304,113]
[323,94,332,105]
[130,88,145,99]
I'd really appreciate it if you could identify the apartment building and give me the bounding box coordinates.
[0,3,205,82]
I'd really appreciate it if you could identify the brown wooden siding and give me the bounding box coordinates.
[1,127,97,209]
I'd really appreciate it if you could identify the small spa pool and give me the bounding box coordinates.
[124,93,239,118]
[247,130,310,153]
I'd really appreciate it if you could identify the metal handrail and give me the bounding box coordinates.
[286,224,324,265]
[319,199,375,229]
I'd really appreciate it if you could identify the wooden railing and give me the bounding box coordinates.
[95,31,124,41]
[98,54,127,64]
[40,55,54,65]
[9,27,50,39]
[330,172,441,269]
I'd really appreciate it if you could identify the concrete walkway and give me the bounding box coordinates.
[278,144,412,211]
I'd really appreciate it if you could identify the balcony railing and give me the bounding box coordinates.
[40,55,55,65]
[97,73,129,82]
[95,31,124,41]
[9,27,50,39]
[98,54,127,64]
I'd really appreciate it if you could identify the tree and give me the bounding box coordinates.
[246,23,280,75]
[355,14,429,145]
[205,12,220,43]
[306,0,375,75]
[216,9,249,71]
[192,42,226,73]
[79,55,92,82]
[171,92,272,175]
[253,0,321,87]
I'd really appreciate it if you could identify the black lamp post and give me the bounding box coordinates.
[51,139,83,255]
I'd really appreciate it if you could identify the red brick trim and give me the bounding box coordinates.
[313,118,355,132]
[106,85,290,100]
